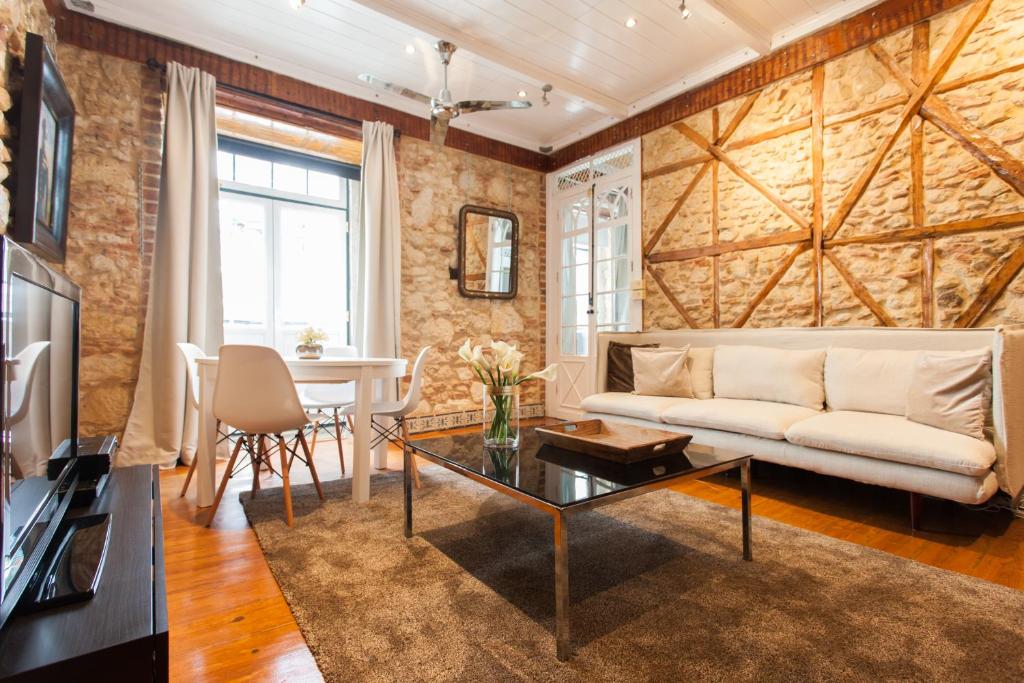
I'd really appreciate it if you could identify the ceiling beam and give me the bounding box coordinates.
[344,0,630,119]
[689,0,773,55]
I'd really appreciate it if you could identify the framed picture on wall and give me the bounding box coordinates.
[9,33,75,263]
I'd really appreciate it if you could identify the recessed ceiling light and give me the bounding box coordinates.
[405,44,415,54]
[517,89,527,98]
[625,16,637,28]
[289,0,305,8]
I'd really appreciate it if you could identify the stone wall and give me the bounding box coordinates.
[643,0,1024,331]
[397,136,546,431]
[0,0,160,437]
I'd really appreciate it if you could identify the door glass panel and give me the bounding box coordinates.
[561,294,588,327]
[220,196,269,346]
[276,204,348,353]
[596,186,630,223]
[562,195,590,232]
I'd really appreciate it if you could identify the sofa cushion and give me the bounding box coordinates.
[784,410,996,477]
[632,346,694,398]
[825,347,919,415]
[606,340,659,393]
[580,392,694,422]
[906,348,991,440]
[688,346,715,399]
[661,398,821,440]
[714,345,826,409]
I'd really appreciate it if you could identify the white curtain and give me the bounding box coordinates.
[120,63,223,467]
[353,122,402,400]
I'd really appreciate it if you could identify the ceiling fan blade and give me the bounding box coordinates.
[430,114,450,146]
[358,74,432,105]
[456,99,532,114]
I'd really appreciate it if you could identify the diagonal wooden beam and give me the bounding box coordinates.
[644,163,712,255]
[811,64,825,327]
[731,243,810,328]
[870,42,1024,198]
[954,242,1024,328]
[675,121,811,231]
[646,264,703,329]
[824,0,992,240]
[718,92,761,145]
[935,56,1024,94]
[725,116,812,152]
[825,251,898,327]
[643,154,713,181]
[911,22,933,327]
[649,229,810,263]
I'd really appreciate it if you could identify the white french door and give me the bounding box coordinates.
[546,142,642,418]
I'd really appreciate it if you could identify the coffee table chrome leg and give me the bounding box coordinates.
[554,511,571,661]
[403,447,413,538]
[740,459,752,561]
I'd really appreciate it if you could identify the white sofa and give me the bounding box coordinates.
[581,327,1024,509]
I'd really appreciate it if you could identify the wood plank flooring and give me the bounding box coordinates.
[161,426,1023,681]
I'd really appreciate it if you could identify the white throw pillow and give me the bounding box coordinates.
[905,348,991,441]
[631,346,694,398]
[687,347,715,400]
[825,347,920,415]
[714,345,826,409]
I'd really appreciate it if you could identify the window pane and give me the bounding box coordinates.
[560,326,575,355]
[562,264,588,297]
[276,204,348,349]
[273,162,307,194]
[561,294,588,327]
[561,234,589,267]
[596,186,630,223]
[217,151,234,181]
[234,154,271,187]
[575,327,588,356]
[219,196,268,342]
[562,197,590,232]
[614,257,630,290]
[307,170,341,201]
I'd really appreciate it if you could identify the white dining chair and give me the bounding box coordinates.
[207,345,323,527]
[340,346,431,488]
[177,342,250,498]
[300,345,357,475]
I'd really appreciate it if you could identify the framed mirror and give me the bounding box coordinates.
[457,204,518,299]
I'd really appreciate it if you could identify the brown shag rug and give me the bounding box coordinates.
[240,469,1024,682]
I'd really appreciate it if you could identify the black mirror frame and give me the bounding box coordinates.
[456,204,518,300]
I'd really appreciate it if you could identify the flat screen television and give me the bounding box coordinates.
[0,236,80,630]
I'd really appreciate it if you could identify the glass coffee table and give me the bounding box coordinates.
[406,426,752,661]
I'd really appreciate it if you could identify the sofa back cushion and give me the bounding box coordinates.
[906,348,991,440]
[714,345,826,409]
[825,347,920,415]
[687,347,715,400]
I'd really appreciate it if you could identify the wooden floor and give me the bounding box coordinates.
[161,424,1024,682]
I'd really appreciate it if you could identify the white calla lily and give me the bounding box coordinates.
[522,363,558,383]
[457,338,473,364]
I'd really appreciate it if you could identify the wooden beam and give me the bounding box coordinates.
[954,242,1024,327]
[811,64,825,327]
[825,252,898,326]
[646,265,703,329]
[550,0,973,168]
[675,122,811,231]
[911,22,934,327]
[827,211,1024,246]
[732,244,810,328]
[649,229,810,263]
[870,42,1024,199]
[934,56,1024,94]
[825,96,909,129]
[643,154,714,181]
[725,116,812,151]
[824,0,992,240]
[643,163,712,255]
[690,0,773,54]
[718,92,762,144]
[712,107,721,328]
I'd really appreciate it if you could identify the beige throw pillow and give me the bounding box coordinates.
[825,347,920,416]
[687,347,715,399]
[631,346,694,398]
[905,348,991,441]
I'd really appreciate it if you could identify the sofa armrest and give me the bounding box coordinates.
[994,325,1024,501]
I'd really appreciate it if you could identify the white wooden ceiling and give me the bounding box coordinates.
[66,0,883,152]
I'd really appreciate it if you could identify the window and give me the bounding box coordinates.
[217,136,360,355]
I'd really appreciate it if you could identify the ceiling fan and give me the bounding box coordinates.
[358,41,531,146]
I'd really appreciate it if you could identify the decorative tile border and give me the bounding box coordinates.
[406,403,545,435]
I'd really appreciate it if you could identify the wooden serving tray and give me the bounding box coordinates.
[535,420,692,464]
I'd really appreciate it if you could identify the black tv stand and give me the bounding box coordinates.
[22,512,111,611]
[0,466,168,682]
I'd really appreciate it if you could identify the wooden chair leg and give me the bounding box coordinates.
[180,453,199,497]
[277,434,294,526]
[333,408,346,475]
[297,430,324,500]
[205,437,244,527]
[248,434,260,494]
[310,420,319,456]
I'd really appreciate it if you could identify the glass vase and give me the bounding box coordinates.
[482,384,520,448]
